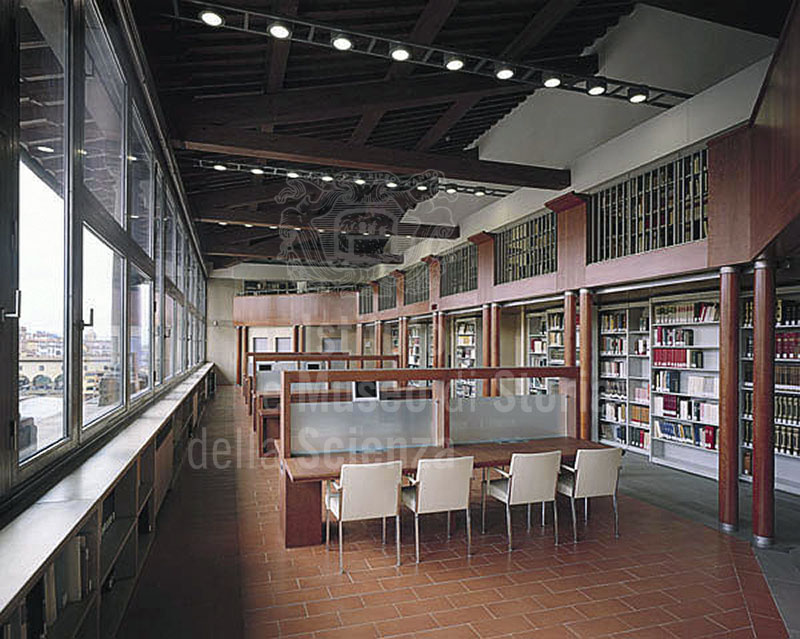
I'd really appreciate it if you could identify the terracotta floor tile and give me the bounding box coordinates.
[339,604,399,626]
[433,604,493,626]
[573,599,632,620]
[471,613,534,637]
[279,612,341,636]
[662,616,727,638]
[487,597,542,618]
[376,613,438,637]
[526,606,586,629]
[314,623,379,639]
[564,615,631,638]
[395,595,454,617]
[706,607,752,631]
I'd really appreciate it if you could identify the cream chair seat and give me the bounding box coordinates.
[401,456,474,563]
[557,447,622,543]
[482,450,561,551]
[325,460,402,573]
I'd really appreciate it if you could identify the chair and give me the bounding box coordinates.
[482,451,561,551]
[401,456,474,563]
[557,447,623,543]
[325,460,402,573]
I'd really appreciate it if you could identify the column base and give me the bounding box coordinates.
[719,522,738,534]
[752,534,773,548]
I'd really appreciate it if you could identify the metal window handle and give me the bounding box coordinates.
[81,308,94,329]
[0,290,21,322]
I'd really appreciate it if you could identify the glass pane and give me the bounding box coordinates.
[82,228,123,426]
[154,174,163,384]
[18,0,68,463]
[176,226,184,292]
[165,193,175,281]
[176,302,184,373]
[83,0,125,223]
[129,265,152,397]
[164,295,174,379]
[128,110,153,254]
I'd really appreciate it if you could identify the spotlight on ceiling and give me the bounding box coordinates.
[416,184,428,191]
[269,225,278,229]
[244,224,253,228]
[587,78,607,96]
[331,33,352,51]
[218,222,228,226]
[199,9,224,27]
[628,86,649,103]
[445,187,457,194]
[495,64,514,80]
[390,46,410,62]
[386,181,398,188]
[250,168,264,175]
[286,171,299,178]
[212,164,227,171]
[445,56,464,71]
[317,228,325,233]
[268,22,291,39]
[354,177,366,185]
[36,145,55,153]
[321,175,334,182]
[543,74,561,88]
[474,190,486,197]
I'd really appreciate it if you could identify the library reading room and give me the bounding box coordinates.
[4,0,800,638]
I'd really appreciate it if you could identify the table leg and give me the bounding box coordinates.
[280,468,323,548]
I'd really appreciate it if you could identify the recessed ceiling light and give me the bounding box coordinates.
[354,177,366,185]
[362,232,369,236]
[495,64,514,80]
[199,9,224,27]
[218,222,228,226]
[628,86,649,103]
[318,228,325,233]
[321,175,334,182]
[331,34,352,51]
[587,78,607,96]
[294,227,302,231]
[36,145,54,153]
[212,164,227,171]
[286,171,299,178]
[269,22,291,39]
[445,56,464,71]
[390,46,410,62]
[384,233,391,238]
[269,225,278,229]
[244,223,253,228]
[416,184,428,191]
[127,154,138,162]
[386,181,398,188]
[405,235,412,239]
[543,74,561,88]
[475,190,485,197]
[446,187,457,194]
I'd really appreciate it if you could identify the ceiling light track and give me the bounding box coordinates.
[172,0,692,108]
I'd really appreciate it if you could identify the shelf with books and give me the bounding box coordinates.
[525,308,565,395]
[454,318,478,398]
[650,293,720,477]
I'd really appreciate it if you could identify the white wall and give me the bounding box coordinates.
[206,278,241,384]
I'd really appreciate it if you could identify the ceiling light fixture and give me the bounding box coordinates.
[317,229,325,233]
[474,190,485,197]
[286,171,299,178]
[250,168,264,175]
[36,145,54,153]
[244,223,253,228]
[390,46,410,62]
[495,64,514,80]
[445,56,464,71]
[386,181,398,188]
[628,86,649,103]
[268,21,291,39]
[321,175,334,182]
[269,225,278,229]
[587,78,607,96]
[543,74,561,88]
[445,187,457,194]
[293,227,302,231]
[416,185,428,191]
[218,222,228,226]
[331,33,352,50]
[212,164,227,171]
[354,177,366,185]
[199,9,224,27]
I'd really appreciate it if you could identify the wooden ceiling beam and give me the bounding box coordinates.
[173,126,571,189]
[205,245,404,266]
[501,0,583,60]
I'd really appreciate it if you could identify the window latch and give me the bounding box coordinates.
[0,289,21,323]
[80,308,95,329]
[9,417,17,450]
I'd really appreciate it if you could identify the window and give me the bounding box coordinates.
[358,285,373,315]
[165,192,176,281]
[83,0,125,223]
[129,265,152,398]
[128,110,153,254]
[404,263,429,305]
[164,295,175,379]
[276,337,292,352]
[153,174,164,384]
[378,277,397,311]
[495,210,557,284]
[440,244,478,297]
[82,228,123,427]
[17,0,68,463]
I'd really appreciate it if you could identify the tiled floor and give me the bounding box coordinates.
[119,387,789,638]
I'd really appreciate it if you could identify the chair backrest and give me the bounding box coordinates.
[573,448,622,498]
[415,456,474,514]
[340,460,402,521]
[507,450,562,505]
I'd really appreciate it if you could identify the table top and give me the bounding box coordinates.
[283,437,607,482]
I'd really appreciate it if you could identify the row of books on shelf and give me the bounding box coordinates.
[631,337,649,356]
[654,419,717,450]
[743,298,800,327]
[549,314,564,330]
[743,333,800,359]
[654,371,718,397]
[629,427,650,450]
[456,335,474,346]
[654,394,718,425]
[742,391,800,424]
[654,302,719,325]
[652,347,705,369]
[632,385,650,403]
[630,405,650,425]
[742,422,800,456]
[601,402,626,423]
[600,336,626,354]
[653,326,695,346]
[600,311,627,332]
[601,361,626,377]
[601,424,626,444]
[549,334,564,347]
[743,363,800,389]
[600,380,627,398]
[529,338,547,354]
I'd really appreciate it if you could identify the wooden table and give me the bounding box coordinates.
[279,437,607,547]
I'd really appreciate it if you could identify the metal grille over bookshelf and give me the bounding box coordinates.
[404,263,429,305]
[377,276,397,311]
[440,243,478,297]
[358,285,373,315]
[495,210,557,284]
[587,148,708,264]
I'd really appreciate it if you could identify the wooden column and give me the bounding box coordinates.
[399,317,409,368]
[355,323,364,368]
[752,259,776,547]
[579,289,593,440]
[236,326,243,386]
[375,320,384,369]
[719,266,740,533]
[291,325,300,351]
[490,303,501,396]
[242,326,250,399]
[482,304,492,397]
[564,291,577,367]
[298,326,306,352]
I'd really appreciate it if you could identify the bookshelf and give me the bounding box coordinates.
[454,318,479,398]
[649,293,720,479]
[408,320,433,387]
[597,302,651,455]
[740,286,800,495]
[524,307,572,395]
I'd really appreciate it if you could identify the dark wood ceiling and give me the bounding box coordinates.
[131,0,789,272]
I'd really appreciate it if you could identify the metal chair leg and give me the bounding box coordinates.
[570,496,577,544]
[481,468,487,534]
[338,520,344,573]
[613,492,620,538]
[414,512,420,564]
[553,499,559,546]
[505,502,513,552]
[465,507,472,556]
[382,516,386,545]
[584,497,589,522]
[396,514,401,566]
[446,511,451,540]
[527,503,531,533]
[541,501,545,527]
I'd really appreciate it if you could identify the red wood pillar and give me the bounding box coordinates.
[564,291,577,367]
[291,325,300,351]
[355,323,364,369]
[236,326,243,386]
[490,303,501,396]
[579,289,593,440]
[482,304,492,397]
[375,320,384,369]
[242,326,250,398]
[399,317,409,368]
[719,266,740,533]
[298,326,305,352]
[752,259,775,547]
